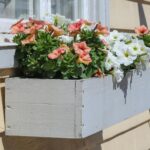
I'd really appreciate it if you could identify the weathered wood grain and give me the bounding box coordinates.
[5,69,150,138]
[5,79,83,138]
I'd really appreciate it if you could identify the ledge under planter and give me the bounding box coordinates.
[5,68,150,139]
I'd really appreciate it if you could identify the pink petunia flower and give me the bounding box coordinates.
[68,19,91,35]
[11,18,47,34]
[135,25,149,36]
[11,18,25,34]
[73,41,92,65]
[48,45,69,59]
[78,54,92,65]
[45,24,64,37]
[73,42,91,55]
[78,53,92,65]
[95,23,109,36]
[21,34,36,45]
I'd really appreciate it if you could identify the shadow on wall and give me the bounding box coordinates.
[127,0,150,27]
[111,0,150,32]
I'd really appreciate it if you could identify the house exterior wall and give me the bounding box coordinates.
[0,1,150,149]
[0,57,150,150]
[110,0,150,31]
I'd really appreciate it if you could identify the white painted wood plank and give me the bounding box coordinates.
[82,69,150,137]
[74,80,83,138]
[0,43,16,47]
[5,78,82,138]
[6,103,76,138]
[5,69,150,138]
[0,49,16,68]
[82,78,104,138]
[6,78,77,104]
[0,19,17,33]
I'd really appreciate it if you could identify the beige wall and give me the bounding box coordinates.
[110,0,150,30]
[0,1,150,149]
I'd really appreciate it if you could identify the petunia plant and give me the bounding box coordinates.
[11,17,150,82]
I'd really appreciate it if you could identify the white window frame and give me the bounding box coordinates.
[74,0,109,25]
[0,0,51,33]
[0,0,109,33]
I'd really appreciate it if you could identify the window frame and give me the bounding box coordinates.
[0,0,109,33]
[0,0,50,33]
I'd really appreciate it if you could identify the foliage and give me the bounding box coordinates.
[11,18,150,82]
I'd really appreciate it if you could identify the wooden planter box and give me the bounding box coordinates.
[5,69,150,138]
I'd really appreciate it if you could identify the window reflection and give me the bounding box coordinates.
[51,0,75,19]
[0,0,37,19]
[0,0,76,19]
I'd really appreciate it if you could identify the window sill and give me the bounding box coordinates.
[0,42,16,48]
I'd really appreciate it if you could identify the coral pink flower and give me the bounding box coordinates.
[68,19,92,35]
[23,25,36,34]
[28,18,48,33]
[11,18,47,34]
[135,25,149,36]
[11,18,25,34]
[29,18,48,26]
[45,24,64,36]
[24,19,46,34]
[73,42,91,55]
[95,23,109,36]
[68,21,82,33]
[78,53,92,65]
[21,34,36,45]
[48,47,66,59]
[73,42,92,65]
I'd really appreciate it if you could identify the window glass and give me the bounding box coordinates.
[0,0,38,19]
[51,0,75,19]
[0,0,108,24]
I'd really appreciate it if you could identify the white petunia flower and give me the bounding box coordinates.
[58,35,73,43]
[113,68,124,82]
[138,40,150,54]
[54,14,72,25]
[111,40,124,53]
[128,43,144,56]
[107,30,124,43]
[105,51,120,71]
[115,43,137,66]
[76,34,81,41]
[81,23,96,31]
